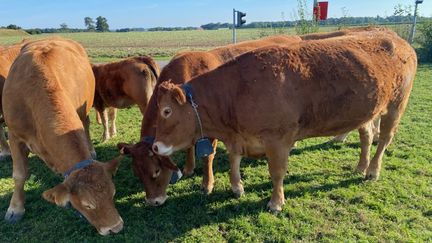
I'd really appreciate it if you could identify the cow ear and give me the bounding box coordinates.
[103,155,123,176]
[117,143,134,155]
[159,156,179,171]
[171,86,186,105]
[43,183,70,207]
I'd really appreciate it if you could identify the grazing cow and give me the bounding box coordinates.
[92,56,160,141]
[0,40,27,158]
[118,35,302,206]
[151,29,417,212]
[3,37,123,235]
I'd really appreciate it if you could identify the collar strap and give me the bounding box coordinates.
[63,159,93,178]
[181,84,205,139]
[142,136,155,144]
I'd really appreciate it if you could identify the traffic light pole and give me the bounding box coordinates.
[233,8,237,44]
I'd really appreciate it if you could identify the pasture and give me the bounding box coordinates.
[0,29,431,241]
[0,27,342,63]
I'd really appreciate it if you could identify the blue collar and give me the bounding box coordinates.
[63,159,93,178]
[142,136,155,144]
[182,83,194,104]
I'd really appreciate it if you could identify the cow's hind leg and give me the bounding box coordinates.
[355,122,373,175]
[266,140,292,212]
[5,134,29,223]
[331,132,350,143]
[108,107,117,138]
[372,118,381,144]
[201,139,217,195]
[229,153,244,198]
[366,107,405,180]
[0,122,11,159]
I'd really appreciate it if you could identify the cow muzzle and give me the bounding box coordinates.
[152,142,173,156]
[145,195,168,206]
[98,217,124,236]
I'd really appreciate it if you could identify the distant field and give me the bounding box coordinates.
[0,25,420,63]
[0,27,341,62]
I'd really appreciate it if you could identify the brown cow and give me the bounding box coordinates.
[0,40,27,158]
[151,29,417,212]
[92,56,160,141]
[3,37,123,235]
[118,35,302,206]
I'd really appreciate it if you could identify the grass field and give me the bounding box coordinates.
[1,27,342,63]
[0,53,430,242]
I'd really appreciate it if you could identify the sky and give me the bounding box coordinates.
[0,0,431,29]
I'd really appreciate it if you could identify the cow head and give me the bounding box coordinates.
[152,81,197,156]
[42,157,123,236]
[117,142,179,206]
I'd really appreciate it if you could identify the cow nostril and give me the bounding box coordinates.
[155,201,160,206]
[152,144,158,153]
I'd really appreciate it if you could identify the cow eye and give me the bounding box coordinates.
[161,107,172,118]
[82,201,96,210]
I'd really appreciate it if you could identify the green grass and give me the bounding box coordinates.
[0,29,29,37]
[0,64,431,241]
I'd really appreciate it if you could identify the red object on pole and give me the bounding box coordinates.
[313,1,328,21]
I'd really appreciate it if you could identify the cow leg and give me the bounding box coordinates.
[372,118,381,143]
[183,147,195,176]
[5,134,29,223]
[100,109,110,142]
[108,107,117,138]
[229,153,244,198]
[0,122,11,159]
[266,141,291,213]
[355,122,373,175]
[331,132,350,143]
[95,110,102,124]
[84,115,97,159]
[201,139,217,195]
[366,107,404,180]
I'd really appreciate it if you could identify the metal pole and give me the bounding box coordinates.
[409,2,418,44]
[233,8,237,44]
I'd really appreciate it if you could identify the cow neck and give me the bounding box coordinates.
[52,129,93,175]
[185,79,231,141]
[140,88,158,139]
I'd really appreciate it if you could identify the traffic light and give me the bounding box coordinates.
[237,11,246,27]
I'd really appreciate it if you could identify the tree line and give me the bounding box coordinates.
[3,14,431,34]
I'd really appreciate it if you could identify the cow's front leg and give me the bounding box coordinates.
[0,122,11,159]
[201,139,217,195]
[183,147,195,176]
[265,142,291,213]
[5,134,29,223]
[229,153,244,198]
[100,109,110,142]
[84,115,97,159]
[108,107,117,138]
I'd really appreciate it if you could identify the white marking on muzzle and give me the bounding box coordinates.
[145,195,168,206]
[98,217,124,236]
[153,141,173,156]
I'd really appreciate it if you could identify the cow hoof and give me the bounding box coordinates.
[4,209,24,223]
[90,150,97,160]
[232,185,244,199]
[182,168,194,177]
[355,166,367,175]
[365,171,380,181]
[267,201,283,214]
[201,184,214,195]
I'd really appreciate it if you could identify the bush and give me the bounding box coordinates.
[417,20,432,62]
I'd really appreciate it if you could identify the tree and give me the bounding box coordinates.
[6,24,21,30]
[60,23,68,32]
[84,17,95,31]
[96,16,109,32]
